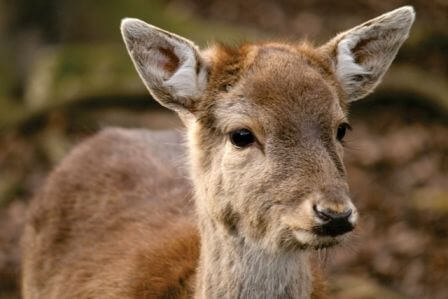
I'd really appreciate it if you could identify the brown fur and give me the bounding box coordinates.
[21,128,326,298]
[21,129,197,298]
[22,7,414,299]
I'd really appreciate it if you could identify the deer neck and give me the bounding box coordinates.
[194,217,312,299]
[187,125,312,298]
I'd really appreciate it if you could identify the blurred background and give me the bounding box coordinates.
[0,0,447,298]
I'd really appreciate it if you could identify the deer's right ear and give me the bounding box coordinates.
[121,18,208,114]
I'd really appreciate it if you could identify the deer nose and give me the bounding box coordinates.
[313,205,352,222]
[312,204,354,237]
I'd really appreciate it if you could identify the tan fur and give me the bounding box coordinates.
[22,7,415,299]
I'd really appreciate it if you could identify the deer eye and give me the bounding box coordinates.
[336,123,351,142]
[229,129,255,148]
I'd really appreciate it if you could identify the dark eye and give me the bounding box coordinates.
[229,129,255,148]
[336,123,351,142]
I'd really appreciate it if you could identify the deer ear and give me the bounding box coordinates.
[320,6,415,102]
[121,18,208,114]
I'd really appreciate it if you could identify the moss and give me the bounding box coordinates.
[23,44,144,111]
[0,49,19,99]
[0,98,28,129]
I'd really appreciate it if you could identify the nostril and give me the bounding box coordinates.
[313,204,331,222]
[313,205,355,237]
[336,208,352,220]
[313,205,352,222]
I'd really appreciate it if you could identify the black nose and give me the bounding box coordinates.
[313,205,354,237]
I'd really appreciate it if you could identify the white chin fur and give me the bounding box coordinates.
[293,230,339,249]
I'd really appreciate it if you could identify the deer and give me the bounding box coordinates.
[21,6,415,299]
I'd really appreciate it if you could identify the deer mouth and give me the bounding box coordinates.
[292,229,343,250]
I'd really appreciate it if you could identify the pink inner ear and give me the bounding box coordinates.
[157,47,180,74]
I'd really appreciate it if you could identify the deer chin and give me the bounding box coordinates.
[292,230,342,250]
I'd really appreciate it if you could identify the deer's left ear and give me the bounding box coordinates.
[320,6,415,102]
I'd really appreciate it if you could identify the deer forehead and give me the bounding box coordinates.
[211,45,346,138]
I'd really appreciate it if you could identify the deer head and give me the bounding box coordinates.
[121,6,415,252]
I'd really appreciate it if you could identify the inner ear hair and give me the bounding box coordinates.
[121,18,208,114]
[321,6,415,102]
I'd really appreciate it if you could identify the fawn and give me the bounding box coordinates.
[21,6,415,299]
